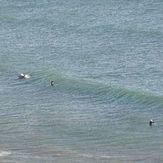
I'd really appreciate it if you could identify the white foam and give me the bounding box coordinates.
[24,74,30,79]
[0,151,11,157]
[100,155,126,159]
[80,153,94,158]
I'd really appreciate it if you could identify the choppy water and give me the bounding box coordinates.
[1,0,163,162]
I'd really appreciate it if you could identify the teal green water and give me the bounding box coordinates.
[1,0,163,162]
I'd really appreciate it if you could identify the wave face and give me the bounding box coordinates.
[27,69,163,108]
[1,0,163,162]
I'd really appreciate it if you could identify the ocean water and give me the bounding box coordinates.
[1,0,163,162]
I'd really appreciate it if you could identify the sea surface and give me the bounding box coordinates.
[1,0,163,162]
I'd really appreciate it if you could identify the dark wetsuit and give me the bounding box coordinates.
[149,120,154,126]
[50,81,54,86]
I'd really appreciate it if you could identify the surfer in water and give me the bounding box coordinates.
[50,80,54,86]
[18,73,30,79]
[149,119,154,126]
